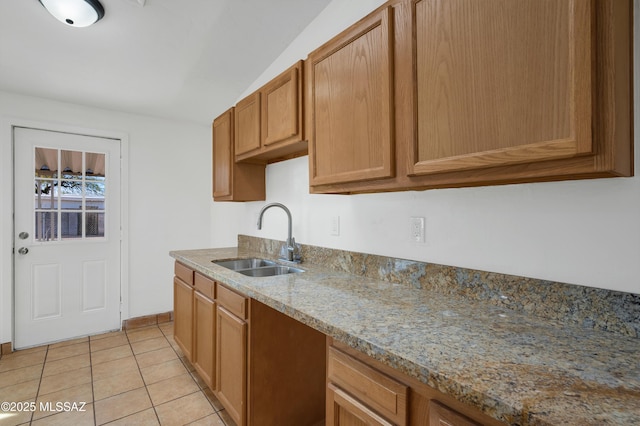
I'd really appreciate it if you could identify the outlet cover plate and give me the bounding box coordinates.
[410,217,425,243]
[330,216,340,236]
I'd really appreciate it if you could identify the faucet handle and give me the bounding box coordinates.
[290,241,302,262]
[278,238,302,263]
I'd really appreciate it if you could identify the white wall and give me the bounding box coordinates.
[212,0,640,295]
[0,91,212,343]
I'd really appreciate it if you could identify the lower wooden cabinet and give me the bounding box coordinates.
[174,262,506,425]
[174,262,509,425]
[173,263,194,361]
[193,288,215,389]
[328,346,408,426]
[216,304,248,426]
[428,401,480,426]
[173,266,326,426]
[213,282,326,426]
[248,299,326,426]
[328,339,504,426]
[329,383,395,426]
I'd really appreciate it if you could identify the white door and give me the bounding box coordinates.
[14,127,121,349]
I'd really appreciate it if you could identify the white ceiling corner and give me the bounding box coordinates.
[0,0,331,125]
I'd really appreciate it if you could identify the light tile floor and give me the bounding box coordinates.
[0,322,235,426]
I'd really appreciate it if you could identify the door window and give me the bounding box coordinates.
[34,147,106,241]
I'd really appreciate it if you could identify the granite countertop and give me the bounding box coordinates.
[170,247,640,426]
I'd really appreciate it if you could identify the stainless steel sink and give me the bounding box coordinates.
[212,258,303,277]
[237,265,304,277]
[213,258,276,271]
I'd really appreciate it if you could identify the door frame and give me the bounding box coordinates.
[0,117,130,348]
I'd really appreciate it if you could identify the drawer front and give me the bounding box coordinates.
[194,272,215,300]
[328,347,407,426]
[428,401,481,426]
[174,262,194,285]
[216,284,247,319]
[329,383,394,426]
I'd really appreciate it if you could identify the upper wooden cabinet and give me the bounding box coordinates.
[212,108,234,199]
[308,0,632,194]
[306,7,395,186]
[410,0,593,176]
[235,92,262,158]
[262,61,305,151]
[235,61,307,163]
[212,107,265,202]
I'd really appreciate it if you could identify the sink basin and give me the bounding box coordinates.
[213,258,276,271]
[237,265,304,277]
[213,258,304,277]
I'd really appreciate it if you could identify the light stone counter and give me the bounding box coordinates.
[170,246,640,426]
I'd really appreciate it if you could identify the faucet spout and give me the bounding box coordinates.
[256,202,300,263]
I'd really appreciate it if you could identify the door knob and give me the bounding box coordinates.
[18,247,29,255]
[19,232,29,240]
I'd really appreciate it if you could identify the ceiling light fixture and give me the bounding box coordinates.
[39,0,105,28]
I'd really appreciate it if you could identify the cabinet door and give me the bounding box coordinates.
[262,61,303,148]
[307,6,395,186]
[410,0,593,175]
[193,291,215,390]
[173,277,193,361]
[212,108,234,199]
[328,384,393,426]
[212,108,266,202]
[216,305,247,426]
[235,92,261,157]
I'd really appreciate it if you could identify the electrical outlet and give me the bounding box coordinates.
[330,216,340,236]
[410,217,425,243]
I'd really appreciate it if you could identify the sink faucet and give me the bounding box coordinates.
[257,202,302,263]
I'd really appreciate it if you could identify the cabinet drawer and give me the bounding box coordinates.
[194,272,215,300]
[174,262,194,285]
[328,346,407,426]
[428,401,480,426]
[329,383,394,426]
[217,284,247,319]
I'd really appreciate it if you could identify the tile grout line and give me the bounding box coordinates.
[155,324,228,425]
[126,327,163,426]
[93,330,153,426]
[88,336,97,426]
[161,327,220,420]
[152,326,207,424]
[3,324,230,426]
[28,345,49,425]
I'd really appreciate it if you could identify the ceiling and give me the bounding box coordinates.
[0,0,331,125]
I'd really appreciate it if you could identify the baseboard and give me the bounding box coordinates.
[0,313,174,357]
[122,311,173,331]
[1,341,12,357]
